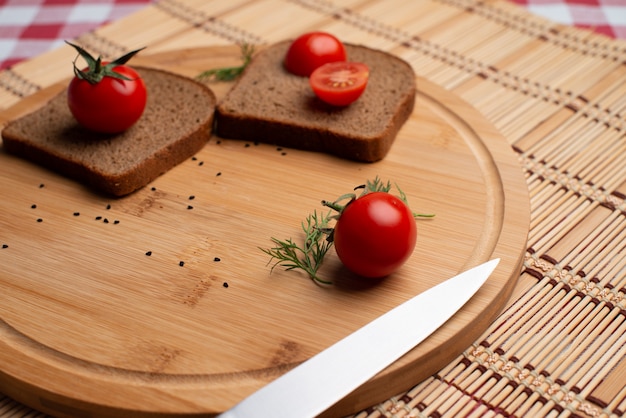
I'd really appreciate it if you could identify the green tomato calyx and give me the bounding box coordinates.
[66,41,146,85]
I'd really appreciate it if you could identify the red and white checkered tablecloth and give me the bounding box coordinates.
[510,0,626,40]
[0,0,625,71]
[0,0,154,70]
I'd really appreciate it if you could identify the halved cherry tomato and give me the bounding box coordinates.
[284,32,346,77]
[309,61,369,107]
[333,192,417,278]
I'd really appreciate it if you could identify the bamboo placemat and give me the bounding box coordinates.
[1,0,625,417]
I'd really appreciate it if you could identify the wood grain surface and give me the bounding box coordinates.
[0,46,529,417]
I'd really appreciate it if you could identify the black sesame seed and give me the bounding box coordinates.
[223,282,229,288]
[192,156,197,161]
[214,257,221,262]
[187,205,193,210]
[216,172,222,176]
[145,251,152,256]
[151,187,157,191]
[31,204,37,209]
[36,218,43,223]
[245,143,250,147]
[73,212,80,216]
[276,147,283,151]
[95,216,102,220]
[216,140,222,144]
[114,220,120,224]
[189,195,195,200]
[106,204,111,210]
[103,218,109,224]
[39,184,44,188]
[2,244,8,249]
[281,152,287,156]
[179,261,185,267]
[198,161,204,166]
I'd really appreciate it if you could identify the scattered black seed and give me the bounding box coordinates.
[281,152,287,156]
[73,212,80,216]
[151,187,157,191]
[106,204,111,210]
[145,251,152,256]
[36,218,43,223]
[187,205,193,210]
[31,204,37,209]
[2,244,8,249]
[95,216,102,220]
[179,261,185,267]
[39,183,44,188]
[103,218,109,224]
[198,161,204,166]
[216,140,222,144]
[276,147,283,151]
[114,220,120,224]
[214,257,221,262]
[216,172,222,176]
[245,143,250,147]
[191,156,197,161]
[189,195,195,200]
[223,282,229,288]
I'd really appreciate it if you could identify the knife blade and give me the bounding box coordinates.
[218,258,499,418]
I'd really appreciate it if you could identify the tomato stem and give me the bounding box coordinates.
[66,41,146,85]
[320,192,355,214]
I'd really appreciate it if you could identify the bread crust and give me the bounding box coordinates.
[1,67,216,196]
[216,41,416,162]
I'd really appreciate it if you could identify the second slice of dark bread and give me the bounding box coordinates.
[1,67,216,196]
[215,41,416,162]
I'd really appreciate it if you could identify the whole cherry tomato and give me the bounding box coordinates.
[309,61,369,106]
[66,42,147,134]
[333,192,417,278]
[284,32,347,77]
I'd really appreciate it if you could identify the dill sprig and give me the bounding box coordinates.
[260,210,334,285]
[197,43,255,82]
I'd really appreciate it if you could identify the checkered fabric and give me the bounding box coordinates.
[0,0,153,70]
[0,0,624,71]
[510,0,626,39]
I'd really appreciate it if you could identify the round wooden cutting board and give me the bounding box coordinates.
[0,46,530,417]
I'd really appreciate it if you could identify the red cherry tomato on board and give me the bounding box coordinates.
[68,64,147,134]
[284,32,347,77]
[333,192,417,278]
[309,61,369,106]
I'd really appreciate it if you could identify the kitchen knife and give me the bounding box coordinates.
[218,258,499,418]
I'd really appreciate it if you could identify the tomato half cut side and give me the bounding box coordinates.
[309,62,369,107]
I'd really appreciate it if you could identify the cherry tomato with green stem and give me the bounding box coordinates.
[332,191,417,278]
[66,42,147,134]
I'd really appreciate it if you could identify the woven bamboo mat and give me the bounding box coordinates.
[1,0,625,417]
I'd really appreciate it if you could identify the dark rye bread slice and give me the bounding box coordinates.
[1,67,216,196]
[215,41,416,162]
